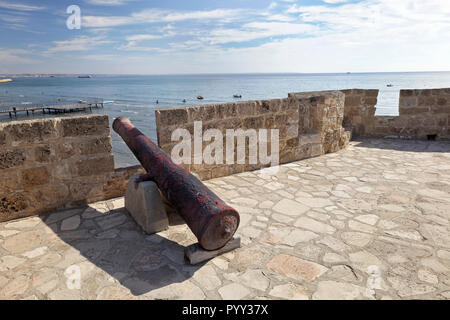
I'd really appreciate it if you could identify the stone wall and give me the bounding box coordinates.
[0,115,144,222]
[156,91,351,180]
[289,91,351,155]
[343,88,450,140]
[341,89,379,137]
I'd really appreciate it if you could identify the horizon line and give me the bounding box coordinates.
[2,70,450,77]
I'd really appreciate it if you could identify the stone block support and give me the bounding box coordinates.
[125,175,169,234]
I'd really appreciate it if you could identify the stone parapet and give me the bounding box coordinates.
[156,91,350,180]
[0,115,144,222]
[342,88,450,140]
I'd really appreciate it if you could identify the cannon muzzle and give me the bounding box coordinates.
[113,117,240,251]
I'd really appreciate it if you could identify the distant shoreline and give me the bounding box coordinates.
[3,70,450,78]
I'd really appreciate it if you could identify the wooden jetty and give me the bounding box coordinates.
[0,101,104,118]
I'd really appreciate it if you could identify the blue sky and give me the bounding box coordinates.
[1,0,449,74]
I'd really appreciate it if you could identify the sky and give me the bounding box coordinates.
[0,0,449,74]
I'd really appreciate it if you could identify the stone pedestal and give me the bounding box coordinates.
[185,238,241,265]
[125,175,169,234]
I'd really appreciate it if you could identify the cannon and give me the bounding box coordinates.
[113,117,240,251]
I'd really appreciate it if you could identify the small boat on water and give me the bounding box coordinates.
[78,75,91,78]
[197,96,204,100]
[0,79,13,83]
[387,84,394,87]
[233,94,242,98]
[103,101,114,104]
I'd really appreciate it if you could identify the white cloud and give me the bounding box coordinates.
[9,0,450,73]
[286,0,450,44]
[201,22,317,44]
[268,2,278,10]
[84,0,132,5]
[82,15,133,28]
[0,0,44,11]
[82,8,246,27]
[45,36,112,54]
[81,54,117,60]
[0,49,33,64]
[0,13,27,24]
[126,34,165,42]
[120,32,175,50]
[322,0,351,3]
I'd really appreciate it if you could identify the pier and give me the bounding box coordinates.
[0,100,104,118]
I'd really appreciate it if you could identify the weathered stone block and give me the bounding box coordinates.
[156,108,188,127]
[286,137,299,148]
[286,124,299,139]
[418,96,436,106]
[0,193,29,222]
[242,116,264,129]
[34,145,52,163]
[237,101,256,116]
[3,119,57,144]
[365,89,379,97]
[400,90,414,97]
[344,96,362,107]
[0,148,26,169]
[188,105,217,122]
[61,115,109,137]
[436,97,448,106]
[299,133,321,145]
[216,103,238,119]
[125,175,169,234]
[76,137,112,156]
[399,97,418,108]
[0,130,6,145]
[258,100,271,113]
[76,156,114,176]
[364,97,378,106]
[268,99,283,113]
[68,177,100,202]
[56,142,75,160]
[311,144,323,157]
[31,183,70,212]
[0,171,20,195]
[196,170,212,181]
[102,166,145,200]
[21,167,50,189]
[211,166,230,179]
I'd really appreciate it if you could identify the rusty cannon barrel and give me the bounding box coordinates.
[113,117,240,251]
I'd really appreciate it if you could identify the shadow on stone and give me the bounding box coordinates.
[40,203,208,297]
[352,138,450,153]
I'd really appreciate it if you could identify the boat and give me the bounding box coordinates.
[0,79,13,83]
[233,94,242,98]
[387,84,394,87]
[78,100,87,104]
[197,96,204,100]
[103,101,114,104]
[78,75,91,78]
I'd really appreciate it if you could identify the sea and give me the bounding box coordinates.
[1,72,450,167]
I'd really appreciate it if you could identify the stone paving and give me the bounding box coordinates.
[0,138,449,300]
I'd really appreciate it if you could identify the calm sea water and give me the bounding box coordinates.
[1,72,450,166]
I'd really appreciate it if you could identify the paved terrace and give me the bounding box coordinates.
[0,138,449,300]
